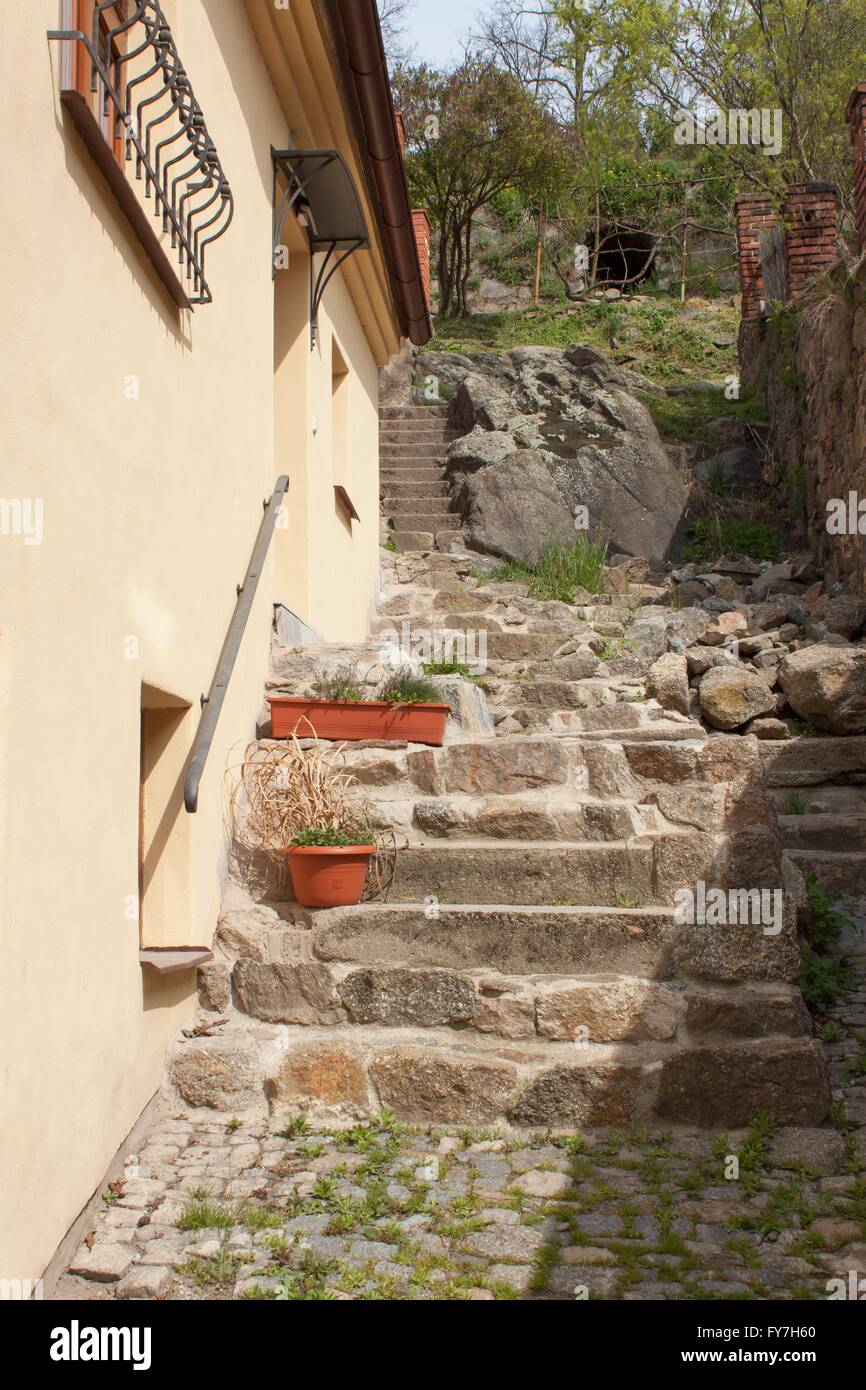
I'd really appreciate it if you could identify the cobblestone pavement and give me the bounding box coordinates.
[52,903,866,1304]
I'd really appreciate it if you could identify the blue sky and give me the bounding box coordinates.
[401,0,481,67]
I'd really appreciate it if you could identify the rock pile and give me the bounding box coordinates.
[636,555,866,736]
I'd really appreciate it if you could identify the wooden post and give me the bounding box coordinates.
[590,190,601,291]
[679,184,689,303]
[534,204,544,306]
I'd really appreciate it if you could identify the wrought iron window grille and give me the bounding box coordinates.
[272,149,370,348]
[48,1,233,306]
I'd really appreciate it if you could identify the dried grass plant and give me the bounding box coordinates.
[227,727,400,901]
[799,250,866,332]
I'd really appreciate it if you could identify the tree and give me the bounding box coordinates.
[377,0,417,67]
[473,0,625,130]
[397,61,571,315]
[556,0,866,216]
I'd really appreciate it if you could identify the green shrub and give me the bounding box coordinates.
[638,388,765,444]
[683,518,779,565]
[530,536,609,601]
[486,536,608,601]
[489,559,532,584]
[798,873,856,1013]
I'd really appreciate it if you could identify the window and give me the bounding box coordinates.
[51,0,233,306]
[331,340,360,525]
[139,687,193,950]
[66,1,129,165]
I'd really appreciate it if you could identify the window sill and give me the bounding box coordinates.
[139,948,213,976]
[60,88,192,311]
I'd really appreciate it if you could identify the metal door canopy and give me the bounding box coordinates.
[272,149,370,345]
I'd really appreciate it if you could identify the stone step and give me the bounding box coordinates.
[783,849,866,894]
[381,444,450,460]
[385,840,660,906]
[380,460,449,473]
[381,481,450,499]
[375,736,591,796]
[409,793,638,842]
[380,439,453,454]
[485,678,608,711]
[388,513,461,531]
[228,956,808,1044]
[382,497,455,517]
[380,427,456,443]
[439,615,583,639]
[779,813,866,854]
[500,713,707,744]
[771,783,866,813]
[380,405,450,419]
[481,632,576,661]
[309,903,798,983]
[169,1022,827,1126]
[380,417,455,428]
[760,736,866,786]
[390,531,435,552]
[372,613,548,639]
[547,708,703,739]
[380,467,444,483]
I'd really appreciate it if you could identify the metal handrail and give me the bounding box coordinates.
[184,477,289,812]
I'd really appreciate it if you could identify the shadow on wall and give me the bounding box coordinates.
[47,42,191,346]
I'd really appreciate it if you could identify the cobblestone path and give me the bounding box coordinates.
[53,898,866,1303]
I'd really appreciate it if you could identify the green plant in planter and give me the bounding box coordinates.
[312,664,366,703]
[291,826,371,847]
[377,669,443,706]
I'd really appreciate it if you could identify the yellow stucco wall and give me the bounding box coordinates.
[0,0,399,1282]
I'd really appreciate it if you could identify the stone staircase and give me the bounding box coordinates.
[760,736,866,892]
[168,546,830,1131]
[380,404,461,551]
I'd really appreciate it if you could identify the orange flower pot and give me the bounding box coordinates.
[285,844,375,908]
[269,698,450,746]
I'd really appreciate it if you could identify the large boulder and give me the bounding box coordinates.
[443,346,688,564]
[448,448,576,563]
[815,596,866,640]
[778,644,866,734]
[698,665,776,730]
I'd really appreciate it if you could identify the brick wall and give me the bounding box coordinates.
[734,195,778,319]
[395,111,432,313]
[412,209,431,309]
[783,183,840,301]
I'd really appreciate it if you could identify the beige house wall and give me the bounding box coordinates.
[0,0,400,1282]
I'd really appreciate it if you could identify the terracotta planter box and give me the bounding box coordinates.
[269,697,450,746]
[284,844,375,908]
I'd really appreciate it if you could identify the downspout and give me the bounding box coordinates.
[334,0,433,346]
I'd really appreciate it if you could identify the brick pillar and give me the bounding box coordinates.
[394,110,406,158]
[783,182,840,299]
[734,194,777,318]
[412,209,431,309]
